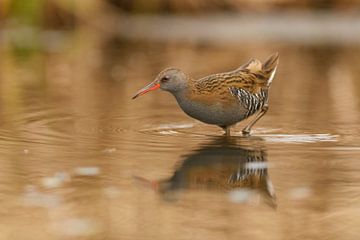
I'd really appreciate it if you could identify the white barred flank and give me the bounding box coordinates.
[229,87,268,118]
[227,153,267,183]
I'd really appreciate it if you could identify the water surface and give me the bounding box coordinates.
[0,26,360,240]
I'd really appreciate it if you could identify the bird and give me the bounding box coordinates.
[133,137,276,207]
[132,53,279,136]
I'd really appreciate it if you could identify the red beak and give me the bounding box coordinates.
[132,81,160,99]
[133,176,159,191]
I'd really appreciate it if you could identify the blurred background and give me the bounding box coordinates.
[0,1,360,240]
[1,0,360,119]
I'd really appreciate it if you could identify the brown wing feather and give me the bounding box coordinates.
[192,53,279,99]
[237,58,262,72]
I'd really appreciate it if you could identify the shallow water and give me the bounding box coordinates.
[0,28,360,240]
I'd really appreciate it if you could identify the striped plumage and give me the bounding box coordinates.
[230,88,268,119]
[133,53,279,136]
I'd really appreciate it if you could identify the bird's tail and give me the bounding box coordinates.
[262,52,279,86]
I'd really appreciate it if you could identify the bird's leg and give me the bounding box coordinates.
[221,126,231,136]
[242,104,269,136]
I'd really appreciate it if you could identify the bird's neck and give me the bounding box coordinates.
[171,87,190,103]
[169,77,195,100]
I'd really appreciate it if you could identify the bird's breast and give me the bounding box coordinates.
[173,91,248,126]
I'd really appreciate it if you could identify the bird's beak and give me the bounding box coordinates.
[132,81,160,99]
[133,176,159,192]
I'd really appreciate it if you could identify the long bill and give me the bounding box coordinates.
[132,81,160,99]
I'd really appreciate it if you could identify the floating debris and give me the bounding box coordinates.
[42,171,71,189]
[288,187,312,200]
[74,167,100,176]
[103,148,117,153]
[103,186,121,198]
[55,171,71,182]
[22,185,61,208]
[228,189,254,203]
[55,218,99,237]
[42,177,62,189]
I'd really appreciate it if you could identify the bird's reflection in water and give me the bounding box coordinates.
[136,137,276,208]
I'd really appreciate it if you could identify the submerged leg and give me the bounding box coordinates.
[221,126,231,136]
[242,104,269,136]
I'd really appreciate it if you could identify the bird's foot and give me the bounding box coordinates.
[223,131,231,137]
[222,128,231,137]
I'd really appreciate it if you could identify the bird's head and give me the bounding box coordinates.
[132,68,188,99]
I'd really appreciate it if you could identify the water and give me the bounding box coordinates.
[0,27,360,240]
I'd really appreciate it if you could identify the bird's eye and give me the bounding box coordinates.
[161,76,169,82]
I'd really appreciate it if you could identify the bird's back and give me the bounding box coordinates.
[193,52,279,95]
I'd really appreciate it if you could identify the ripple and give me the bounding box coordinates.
[0,107,73,147]
[136,122,213,144]
[260,133,338,143]
[320,146,360,151]
[0,105,136,149]
[137,122,226,141]
[156,123,194,130]
[158,130,179,135]
[73,119,128,135]
[140,122,194,133]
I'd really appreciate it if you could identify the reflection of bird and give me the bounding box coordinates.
[134,137,276,208]
[133,53,279,136]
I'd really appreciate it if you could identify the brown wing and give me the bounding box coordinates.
[194,53,279,95]
[237,58,263,72]
[238,53,279,78]
[235,52,279,92]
